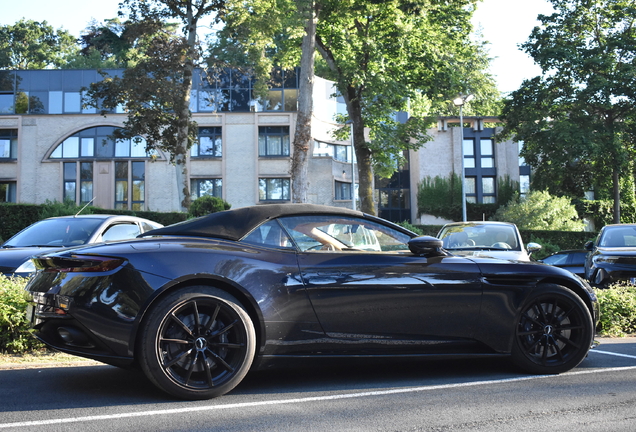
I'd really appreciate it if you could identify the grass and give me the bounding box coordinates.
[0,350,100,368]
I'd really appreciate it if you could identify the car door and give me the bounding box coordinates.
[279,215,483,341]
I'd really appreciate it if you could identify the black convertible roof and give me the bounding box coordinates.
[140,204,367,241]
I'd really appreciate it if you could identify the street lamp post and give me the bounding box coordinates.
[453,94,474,222]
[346,120,356,211]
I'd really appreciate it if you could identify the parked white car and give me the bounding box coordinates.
[437,221,541,261]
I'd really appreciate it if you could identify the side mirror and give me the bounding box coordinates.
[408,236,448,257]
[584,241,594,251]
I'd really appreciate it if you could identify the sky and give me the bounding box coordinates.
[0,0,554,95]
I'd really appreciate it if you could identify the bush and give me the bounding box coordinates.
[595,283,636,337]
[493,190,586,231]
[396,221,424,235]
[0,275,43,353]
[189,196,231,218]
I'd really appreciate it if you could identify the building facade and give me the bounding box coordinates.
[0,68,525,223]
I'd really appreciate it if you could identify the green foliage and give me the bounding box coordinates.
[493,190,586,231]
[497,175,519,206]
[86,0,225,211]
[0,19,78,69]
[525,235,560,261]
[214,0,501,214]
[417,173,462,220]
[577,199,636,227]
[189,196,231,218]
[395,221,424,235]
[417,173,508,221]
[596,283,636,337]
[0,275,43,353]
[499,0,636,220]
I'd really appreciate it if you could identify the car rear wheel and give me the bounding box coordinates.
[139,286,256,400]
[511,284,594,374]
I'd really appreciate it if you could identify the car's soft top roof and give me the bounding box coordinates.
[140,204,367,241]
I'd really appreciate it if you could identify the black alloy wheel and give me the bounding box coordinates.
[139,286,256,400]
[511,284,594,374]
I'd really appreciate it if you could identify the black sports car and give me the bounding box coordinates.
[25,204,599,400]
[585,223,636,287]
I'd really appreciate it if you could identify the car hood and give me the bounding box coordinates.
[0,246,58,274]
[595,247,636,256]
[447,249,530,262]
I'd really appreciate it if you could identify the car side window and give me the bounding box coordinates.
[101,223,141,242]
[241,220,294,249]
[278,215,411,252]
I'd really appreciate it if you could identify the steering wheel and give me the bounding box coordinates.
[491,242,511,249]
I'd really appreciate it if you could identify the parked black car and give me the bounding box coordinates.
[585,223,636,287]
[540,250,587,278]
[0,215,162,277]
[26,204,599,400]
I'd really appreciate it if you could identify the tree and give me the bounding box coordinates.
[493,190,586,231]
[499,0,636,223]
[86,0,225,211]
[210,0,318,203]
[0,19,78,69]
[213,0,498,214]
[64,18,167,69]
[315,0,490,215]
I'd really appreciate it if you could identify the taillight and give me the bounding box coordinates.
[34,255,125,273]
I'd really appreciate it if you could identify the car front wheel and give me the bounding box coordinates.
[511,284,594,374]
[139,286,256,400]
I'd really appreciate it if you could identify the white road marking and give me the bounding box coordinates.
[589,349,636,360]
[1,365,636,429]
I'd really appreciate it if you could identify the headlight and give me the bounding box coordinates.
[14,259,36,274]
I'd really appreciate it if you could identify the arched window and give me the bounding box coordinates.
[49,127,157,210]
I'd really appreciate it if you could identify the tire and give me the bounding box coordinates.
[138,286,256,400]
[511,284,594,374]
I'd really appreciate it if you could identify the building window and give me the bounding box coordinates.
[115,161,145,210]
[480,139,495,168]
[80,162,93,204]
[0,129,18,160]
[314,140,351,162]
[0,182,16,202]
[63,162,77,202]
[259,178,290,201]
[335,180,352,200]
[465,177,476,203]
[191,178,222,199]
[463,136,497,204]
[50,127,153,159]
[191,127,222,157]
[258,126,290,157]
[482,177,496,203]
[518,140,531,198]
[463,138,475,168]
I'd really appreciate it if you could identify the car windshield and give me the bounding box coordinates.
[599,226,636,247]
[438,224,521,251]
[3,218,105,248]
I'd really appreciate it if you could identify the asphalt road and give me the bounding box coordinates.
[1,337,635,432]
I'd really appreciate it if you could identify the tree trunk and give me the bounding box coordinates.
[345,90,375,215]
[174,3,198,212]
[613,166,621,224]
[291,1,316,203]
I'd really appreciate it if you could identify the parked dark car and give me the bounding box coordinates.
[437,221,541,261]
[0,215,162,277]
[585,223,636,287]
[540,250,587,278]
[25,204,598,400]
